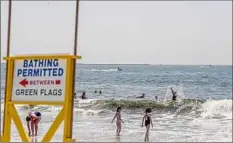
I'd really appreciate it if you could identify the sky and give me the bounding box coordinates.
[1,1,232,65]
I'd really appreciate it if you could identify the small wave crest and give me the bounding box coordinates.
[82,69,118,72]
[75,108,108,116]
[200,99,232,119]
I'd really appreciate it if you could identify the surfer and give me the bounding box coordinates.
[111,107,124,136]
[136,93,145,98]
[26,111,42,137]
[170,87,177,101]
[141,108,153,142]
[155,96,158,100]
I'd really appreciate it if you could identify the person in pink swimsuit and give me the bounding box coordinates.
[111,107,124,136]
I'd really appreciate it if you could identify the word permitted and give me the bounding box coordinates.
[17,59,64,77]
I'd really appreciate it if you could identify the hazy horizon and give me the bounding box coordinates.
[1,1,232,65]
[0,61,231,66]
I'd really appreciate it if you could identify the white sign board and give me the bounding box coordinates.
[12,58,67,102]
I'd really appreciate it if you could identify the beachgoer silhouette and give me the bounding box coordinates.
[170,87,177,101]
[136,93,145,98]
[80,92,87,99]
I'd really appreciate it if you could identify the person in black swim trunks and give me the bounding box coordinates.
[141,108,153,142]
[26,111,42,137]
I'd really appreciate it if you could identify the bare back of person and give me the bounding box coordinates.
[116,112,122,123]
[111,107,124,136]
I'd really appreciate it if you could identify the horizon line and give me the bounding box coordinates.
[0,62,231,66]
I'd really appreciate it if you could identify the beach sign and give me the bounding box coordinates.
[1,54,81,142]
[12,59,67,102]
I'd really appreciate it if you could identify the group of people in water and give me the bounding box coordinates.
[111,106,153,142]
[25,107,153,141]
[25,87,178,141]
[74,90,102,99]
[136,87,178,101]
[74,87,178,101]
[110,87,178,141]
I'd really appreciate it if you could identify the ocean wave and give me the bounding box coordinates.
[99,99,205,110]
[199,99,232,119]
[75,108,108,116]
[76,99,232,119]
[10,98,232,119]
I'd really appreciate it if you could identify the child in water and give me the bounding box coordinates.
[111,107,124,136]
[141,108,153,142]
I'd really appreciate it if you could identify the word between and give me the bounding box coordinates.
[15,89,62,96]
[19,78,61,87]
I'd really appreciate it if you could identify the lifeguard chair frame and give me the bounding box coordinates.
[1,0,81,142]
[1,55,81,142]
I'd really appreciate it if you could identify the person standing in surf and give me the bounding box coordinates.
[111,107,124,136]
[141,108,153,142]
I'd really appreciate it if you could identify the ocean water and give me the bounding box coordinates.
[0,64,232,142]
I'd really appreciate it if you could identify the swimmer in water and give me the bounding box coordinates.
[26,111,42,137]
[80,91,87,99]
[117,67,122,71]
[74,92,77,99]
[136,93,145,98]
[170,87,177,101]
[111,107,124,136]
[141,108,153,142]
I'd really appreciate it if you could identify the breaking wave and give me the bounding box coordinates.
[16,98,232,119]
